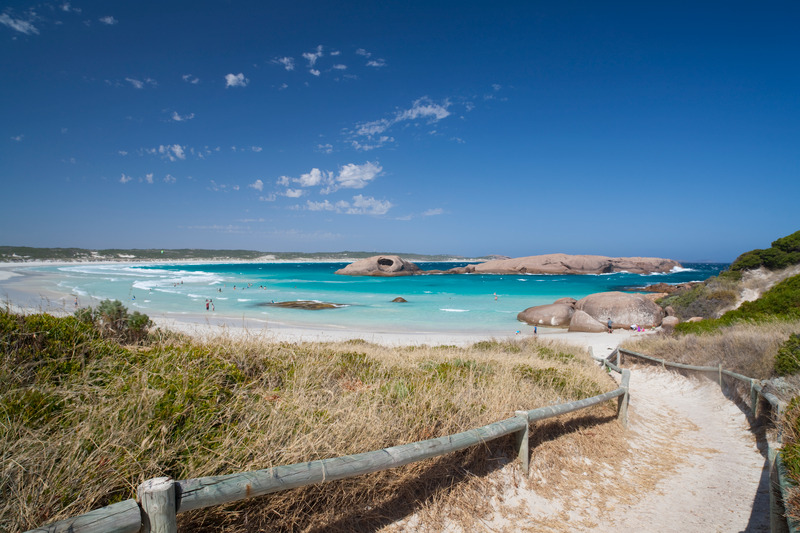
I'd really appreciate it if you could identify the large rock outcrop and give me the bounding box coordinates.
[455,253,681,275]
[574,291,665,327]
[517,303,575,327]
[568,310,607,332]
[335,255,422,277]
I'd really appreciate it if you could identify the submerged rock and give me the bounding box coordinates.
[262,300,345,310]
[391,297,408,303]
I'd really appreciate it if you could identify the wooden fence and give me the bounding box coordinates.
[29,346,798,533]
[26,366,631,533]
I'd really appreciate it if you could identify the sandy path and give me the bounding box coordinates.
[458,365,772,532]
[588,366,770,532]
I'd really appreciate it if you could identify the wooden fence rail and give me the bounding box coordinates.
[27,365,630,533]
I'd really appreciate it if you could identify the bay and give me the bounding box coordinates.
[20,261,727,336]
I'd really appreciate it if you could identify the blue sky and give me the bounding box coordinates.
[1,1,798,262]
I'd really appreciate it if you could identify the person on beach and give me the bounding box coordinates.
[607,318,613,333]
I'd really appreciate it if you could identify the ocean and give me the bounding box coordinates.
[11,261,728,336]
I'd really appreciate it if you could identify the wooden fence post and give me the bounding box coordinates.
[514,411,530,475]
[139,477,177,533]
[617,369,630,428]
[750,380,759,419]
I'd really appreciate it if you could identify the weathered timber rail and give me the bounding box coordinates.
[26,368,631,533]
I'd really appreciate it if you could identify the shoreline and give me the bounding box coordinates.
[0,259,657,352]
[3,296,649,354]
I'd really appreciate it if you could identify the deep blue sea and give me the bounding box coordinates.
[24,261,728,335]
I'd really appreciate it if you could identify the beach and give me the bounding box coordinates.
[0,260,653,352]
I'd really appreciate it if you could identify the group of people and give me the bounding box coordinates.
[205,299,215,311]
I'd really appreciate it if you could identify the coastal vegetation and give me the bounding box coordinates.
[1,304,617,532]
[0,246,483,263]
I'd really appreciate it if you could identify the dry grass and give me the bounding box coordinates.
[620,319,800,380]
[1,312,622,533]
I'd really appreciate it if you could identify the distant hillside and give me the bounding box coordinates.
[0,246,485,263]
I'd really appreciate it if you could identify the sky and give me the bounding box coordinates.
[1,1,798,262]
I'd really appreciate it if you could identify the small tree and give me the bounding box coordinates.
[74,299,152,343]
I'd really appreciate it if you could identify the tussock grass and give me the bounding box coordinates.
[621,319,800,380]
[0,311,616,532]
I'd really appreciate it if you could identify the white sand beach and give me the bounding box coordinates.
[0,260,653,350]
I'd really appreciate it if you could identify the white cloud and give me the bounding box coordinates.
[297,168,329,187]
[332,162,382,190]
[125,77,156,89]
[276,57,295,71]
[0,13,39,35]
[332,64,347,70]
[118,150,128,156]
[302,45,323,67]
[307,195,391,215]
[164,174,176,184]
[154,144,186,161]
[346,194,392,215]
[278,162,383,194]
[182,74,200,84]
[171,111,195,122]
[10,134,23,141]
[248,179,264,191]
[144,173,154,184]
[331,50,341,56]
[366,59,386,68]
[423,208,444,216]
[259,194,276,202]
[99,16,117,25]
[284,188,304,198]
[356,48,371,58]
[309,69,320,77]
[61,3,80,13]
[307,199,335,211]
[251,146,262,152]
[317,143,333,154]
[396,97,450,121]
[119,173,133,184]
[350,97,451,150]
[225,73,249,88]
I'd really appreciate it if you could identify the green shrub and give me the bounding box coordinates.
[730,230,800,272]
[74,300,153,343]
[676,274,800,334]
[776,334,800,376]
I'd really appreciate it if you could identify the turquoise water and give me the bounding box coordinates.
[31,261,727,335]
